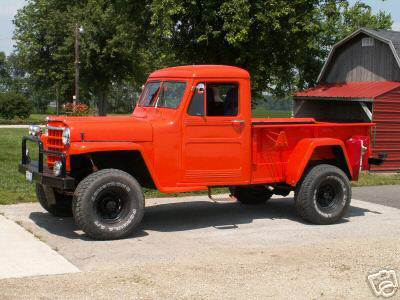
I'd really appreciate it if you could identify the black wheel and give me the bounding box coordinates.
[35,183,73,217]
[295,164,351,225]
[72,169,144,240]
[230,186,273,205]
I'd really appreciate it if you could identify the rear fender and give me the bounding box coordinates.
[286,138,353,186]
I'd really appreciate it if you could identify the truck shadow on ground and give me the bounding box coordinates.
[28,197,380,240]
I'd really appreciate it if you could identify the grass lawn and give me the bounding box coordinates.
[353,172,400,187]
[0,128,399,205]
[0,128,35,204]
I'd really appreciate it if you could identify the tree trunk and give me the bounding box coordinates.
[96,86,108,116]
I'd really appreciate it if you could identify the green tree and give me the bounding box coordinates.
[75,0,147,115]
[13,0,74,107]
[0,52,11,92]
[13,0,148,115]
[149,0,392,97]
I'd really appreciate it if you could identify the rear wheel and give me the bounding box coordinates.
[35,183,73,217]
[295,164,351,224]
[72,169,144,240]
[230,186,273,205]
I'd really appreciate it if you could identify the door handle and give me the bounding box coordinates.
[232,120,245,124]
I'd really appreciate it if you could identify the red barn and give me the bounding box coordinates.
[294,28,400,171]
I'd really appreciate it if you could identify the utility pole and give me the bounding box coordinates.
[56,82,60,116]
[74,23,80,105]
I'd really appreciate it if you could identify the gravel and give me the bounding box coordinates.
[0,193,399,299]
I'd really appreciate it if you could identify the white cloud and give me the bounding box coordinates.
[392,23,400,32]
[0,0,26,17]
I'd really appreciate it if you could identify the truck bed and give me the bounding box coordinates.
[250,117,373,184]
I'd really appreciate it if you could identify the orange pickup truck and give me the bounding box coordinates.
[19,65,386,240]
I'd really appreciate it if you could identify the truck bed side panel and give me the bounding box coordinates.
[250,121,372,184]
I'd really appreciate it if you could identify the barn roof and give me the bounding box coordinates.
[294,81,400,100]
[317,28,400,82]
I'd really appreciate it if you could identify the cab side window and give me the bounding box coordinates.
[187,83,239,117]
[207,83,238,117]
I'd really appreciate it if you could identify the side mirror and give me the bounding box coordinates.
[196,83,205,94]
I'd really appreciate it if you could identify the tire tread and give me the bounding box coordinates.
[73,169,144,240]
[294,164,351,225]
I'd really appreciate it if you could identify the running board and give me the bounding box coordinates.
[208,188,236,203]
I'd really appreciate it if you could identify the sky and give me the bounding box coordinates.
[0,0,399,55]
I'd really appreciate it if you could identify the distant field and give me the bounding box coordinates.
[0,113,134,125]
[0,114,48,125]
[1,128,399,205]
[251,108,291,118]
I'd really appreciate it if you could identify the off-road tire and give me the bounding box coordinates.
[230,186,273,205]
[35,183,73,217]
[294,164,351,225]
[72,169,144,240]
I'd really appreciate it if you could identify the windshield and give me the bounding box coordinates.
[138,81,186,109]
[158,81,187,108]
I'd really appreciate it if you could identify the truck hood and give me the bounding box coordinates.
[47,116,152,142]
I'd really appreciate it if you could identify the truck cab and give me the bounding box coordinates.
[135,65,253,191]
[19,65,386,240]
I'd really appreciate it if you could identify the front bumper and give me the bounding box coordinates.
[18,135,74,190]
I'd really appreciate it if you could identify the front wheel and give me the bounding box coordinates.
[295,164,351,225]
[72,169,144,240]
[36,183,73,217]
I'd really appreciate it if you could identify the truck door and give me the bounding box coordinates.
[181,81,249,185]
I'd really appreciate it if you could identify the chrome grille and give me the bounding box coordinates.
[47,126,64,168]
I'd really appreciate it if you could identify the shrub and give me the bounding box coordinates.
[0,91,32,120]
[63,102,89,116]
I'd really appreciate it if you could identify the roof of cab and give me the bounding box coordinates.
[148,65,250,79]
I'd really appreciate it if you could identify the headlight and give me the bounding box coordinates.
[62,128,70,145]
[53,161,63,176]
[29,125,41,136]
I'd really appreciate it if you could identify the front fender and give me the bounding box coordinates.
[285,138,353,186]
[68,142,160,189]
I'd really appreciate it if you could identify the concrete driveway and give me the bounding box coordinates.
[0,215,79,279]
[0,189,399,299]
[353,185,400,209]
